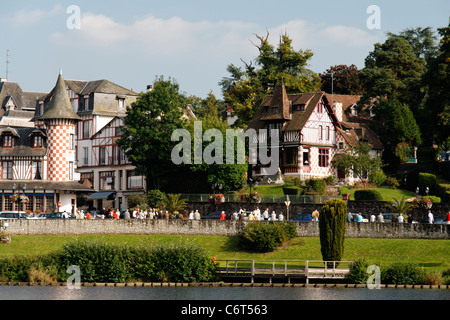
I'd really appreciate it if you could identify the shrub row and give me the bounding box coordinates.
[239,222,297,253]
[349,259,450,285]
[353,189,383,201]
[0,240,218,283]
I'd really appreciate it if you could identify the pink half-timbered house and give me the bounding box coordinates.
[247,84,382,184]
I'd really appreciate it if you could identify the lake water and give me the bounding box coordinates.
[0,285,448,300]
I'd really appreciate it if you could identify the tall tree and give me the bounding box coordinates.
[220,32,321,127]
[359,36,425,111]
[421,23,450,148]
[117,76,188,191]
[319,64,364,95]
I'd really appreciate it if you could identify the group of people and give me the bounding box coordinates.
[218,207,286,221]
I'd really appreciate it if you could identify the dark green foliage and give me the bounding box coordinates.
[150,242,218,282]
[305,179,326,195]
[147,189,166,208]
[354,189,383,201]
[319,199,347,266]
[418,172,437,194]
[0,240,218,283]
[239,222,297,253]
[382,263,425,285]
[348,258,370,284]
[283,186,301,195]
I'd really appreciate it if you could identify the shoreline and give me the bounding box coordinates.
[0,281,448,289]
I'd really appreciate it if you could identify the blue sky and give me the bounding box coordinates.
[0,0,448,98]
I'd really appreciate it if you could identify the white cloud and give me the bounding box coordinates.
[51,12,259,57]
[10,4,62,27]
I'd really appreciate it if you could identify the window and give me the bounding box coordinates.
[69,134,74,150]
[113,146,119,165]
[83,147,89,166]
[3,135,13,148]
[115,127,123,136]
[327,126,330,141]
[319,148,329,167]
[303,151,309,165]
[69,162,74,180]
[127,170,144,189]
[32,161,42,180]
[338,142,344,150]
[33,135,43,148]
[2,161,13,180]
[117,98,125,110]
[99,147,106,165]
[319,126,323,140]
[317,102,323,113]
[83,121,92,139]
[100,171,115,190]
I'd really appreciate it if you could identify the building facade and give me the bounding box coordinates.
[247,84,383,184]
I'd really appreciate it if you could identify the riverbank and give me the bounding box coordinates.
[0,281,448,289]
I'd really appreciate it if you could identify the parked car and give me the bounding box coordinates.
[290,213,314,222]
[28,213,50,219]
[45,212,76,219]
[419,216,447,224]
[201,211,228,220]
[382,213,399,223]
[0,211,29,219]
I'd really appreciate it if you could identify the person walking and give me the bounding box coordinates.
[220,211,226,220]
[271,211,277,221]
[278,212,284,221]
[263,208,269,220]
[427,210,434,224]
[124,209,130,219]
[370,213,376,223]
[377,212,384,223]
[447,211,450,224]
[397,213,404,223]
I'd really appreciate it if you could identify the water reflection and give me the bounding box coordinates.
[0,286,448,300]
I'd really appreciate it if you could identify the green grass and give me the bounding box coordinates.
[0,235,448,273]
[339,187,417,202]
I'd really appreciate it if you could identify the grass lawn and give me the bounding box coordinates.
[339,187,417,202]
[1,235,448,273]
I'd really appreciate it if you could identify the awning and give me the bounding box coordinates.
[87,192,116,200]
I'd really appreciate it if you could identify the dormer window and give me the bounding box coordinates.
[33,135,43,148]
[351,105,358,116]
[117,96,125,110]
[3,134,13,148]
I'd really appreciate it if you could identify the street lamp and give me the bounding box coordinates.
[284,195,291,221]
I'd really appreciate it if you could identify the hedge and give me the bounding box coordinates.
[305,179,326,195]
[354,189,383,201]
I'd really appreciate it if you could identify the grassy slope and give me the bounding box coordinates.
[1,235,448,272]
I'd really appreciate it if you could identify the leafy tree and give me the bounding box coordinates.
[421,23,450,148]
[332,143,383,184]
[319,199,347,267]
[147,189,166,208]
[319,64,364,95]
[387,27,439,62]
[220,32,321,127]
[359,36,425,111]
[117,76,189,191]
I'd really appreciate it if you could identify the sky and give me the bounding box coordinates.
[0,0,448,99]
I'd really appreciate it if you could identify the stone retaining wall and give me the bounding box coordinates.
[4,219,450,239]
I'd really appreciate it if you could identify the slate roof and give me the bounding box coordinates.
[0,81,46,112]
[0,126,47,157]
[247,84,328,132]
[39,74,81,121]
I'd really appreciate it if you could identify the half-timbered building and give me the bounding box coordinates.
[247,84,383,184]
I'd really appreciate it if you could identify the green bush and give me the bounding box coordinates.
[319,199,347,266]
[283,186,301,195]
[354,189,383,201]
[418,172,437,194]
[305,179,326,195]
[239,222,296,253]
[348,258,370,284]
[369,170,386,187]
[382,262,425,285]
[386,177,400,189]
[0,239,218,283]
[150,241,218,282]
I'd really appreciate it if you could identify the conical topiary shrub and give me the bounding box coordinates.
[319,198,347,267]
